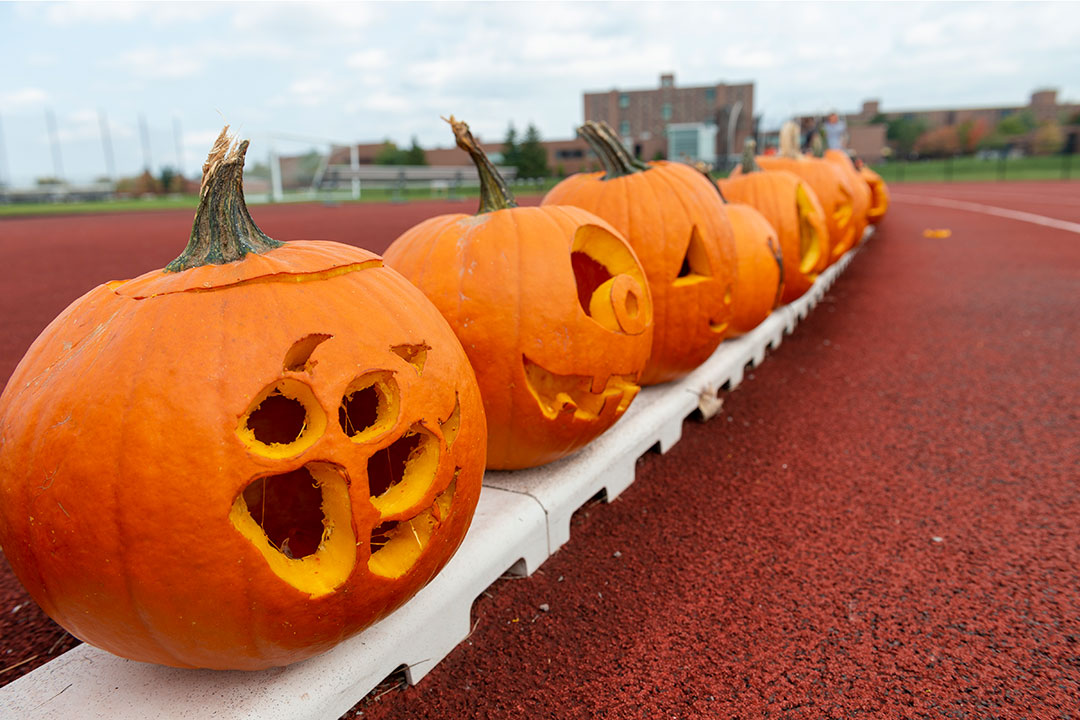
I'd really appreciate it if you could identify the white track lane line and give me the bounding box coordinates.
[891,193,1080,235]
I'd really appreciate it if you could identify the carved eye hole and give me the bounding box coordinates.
[571,224,650,335]
[339,371,399,443]
[237,379,327,459]
[674,225,712,286]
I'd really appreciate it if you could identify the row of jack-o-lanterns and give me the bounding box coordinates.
[0,118,889,671]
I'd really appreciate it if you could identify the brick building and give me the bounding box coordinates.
[777,89,1080,162]
[583,73,755,165]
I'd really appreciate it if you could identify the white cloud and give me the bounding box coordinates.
[1,88,50,109]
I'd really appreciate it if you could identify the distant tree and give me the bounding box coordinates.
[886,117,927,156]
[159,166,185,194]
[914,126,960,158]
[996,111,1035,137]
[956,119,989,154]
[869,113,888,125]
[1070,110,1080,125]
[246,161,272,179]
[977,132,1008,152]
[35,177,62,186]
[375,141,406,165]
[405,136,427,165]
[652,149,666,161]
[517,124,549,179]
[1033,121,1065,155]
[294,149,325,185]
[501,124,521,170]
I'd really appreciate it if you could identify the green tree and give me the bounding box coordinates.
[996,111,1035,136]
[886,117,928,156]
[405,136,427,165]
[517,124,549,179]
[375,140,406,165]
[501,124,521,169]
[1033,121,1065,155]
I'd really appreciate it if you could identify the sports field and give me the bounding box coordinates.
[2,183,1078,717]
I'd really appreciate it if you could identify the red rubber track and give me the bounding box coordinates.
[892,180,1080,223]
[3,187,1080,718]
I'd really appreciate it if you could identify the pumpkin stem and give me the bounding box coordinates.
[595,121,651,171]
[778,121,802,160]
[691,160,727,203]
[166,127,282,273]
[578,121,641,180]
[741,138,761,173]
[444,115,517,214]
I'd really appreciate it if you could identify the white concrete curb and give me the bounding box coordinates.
[1,228,873,719]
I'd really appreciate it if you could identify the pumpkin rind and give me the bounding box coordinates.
[725,203,783,336]
[0,131,487,670]
[824,149,871,247]
[720,141,829,304]
[860,166,890,224]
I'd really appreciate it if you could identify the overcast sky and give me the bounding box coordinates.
[2,1,1078,184]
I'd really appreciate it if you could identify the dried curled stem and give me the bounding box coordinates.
[443,115,517,214]
[166,125,282,272]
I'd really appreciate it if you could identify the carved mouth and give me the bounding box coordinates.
[523,355,639,421]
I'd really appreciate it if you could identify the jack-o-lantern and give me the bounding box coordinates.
[823,149,871,246]
[725,203,783,336]
[856,160,890,224]
[748,122,857,263]
[0,129,486,670]
[543,121,736,386]
[385,117,653,470]
[720,139,829,303]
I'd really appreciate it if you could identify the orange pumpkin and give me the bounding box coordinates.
[385,118,653,470]
[745,122,856,263]
[858,163,890,224]
[725,203,783,336]
[720,139,829,304]
[0,129,487,670]
[542,121,736,386]
[824,148,871,246]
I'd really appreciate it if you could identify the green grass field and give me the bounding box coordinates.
[3,160,1075,218]
[870,155,1077,183]
[0,180,563,218]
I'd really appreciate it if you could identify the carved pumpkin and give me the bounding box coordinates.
[725,203,783,336]
[720,139,829,304]
[823,149,871,246]
[385,118,652,470]
[542,121,736,386]
[748,122,857,262]
[0,130,486,670]
[857,162,890,224]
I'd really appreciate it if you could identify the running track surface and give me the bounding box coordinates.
[1,183,1078,718]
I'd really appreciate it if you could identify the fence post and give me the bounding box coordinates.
[392,169,406,204]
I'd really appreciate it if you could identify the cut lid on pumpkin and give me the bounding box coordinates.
[113,241,382,298]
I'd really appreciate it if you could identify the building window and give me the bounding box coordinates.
[661,103,672,121]
[619,120,631,137]
[555,148,584,160]
[619,93,629,109]
[705,88,716,103]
